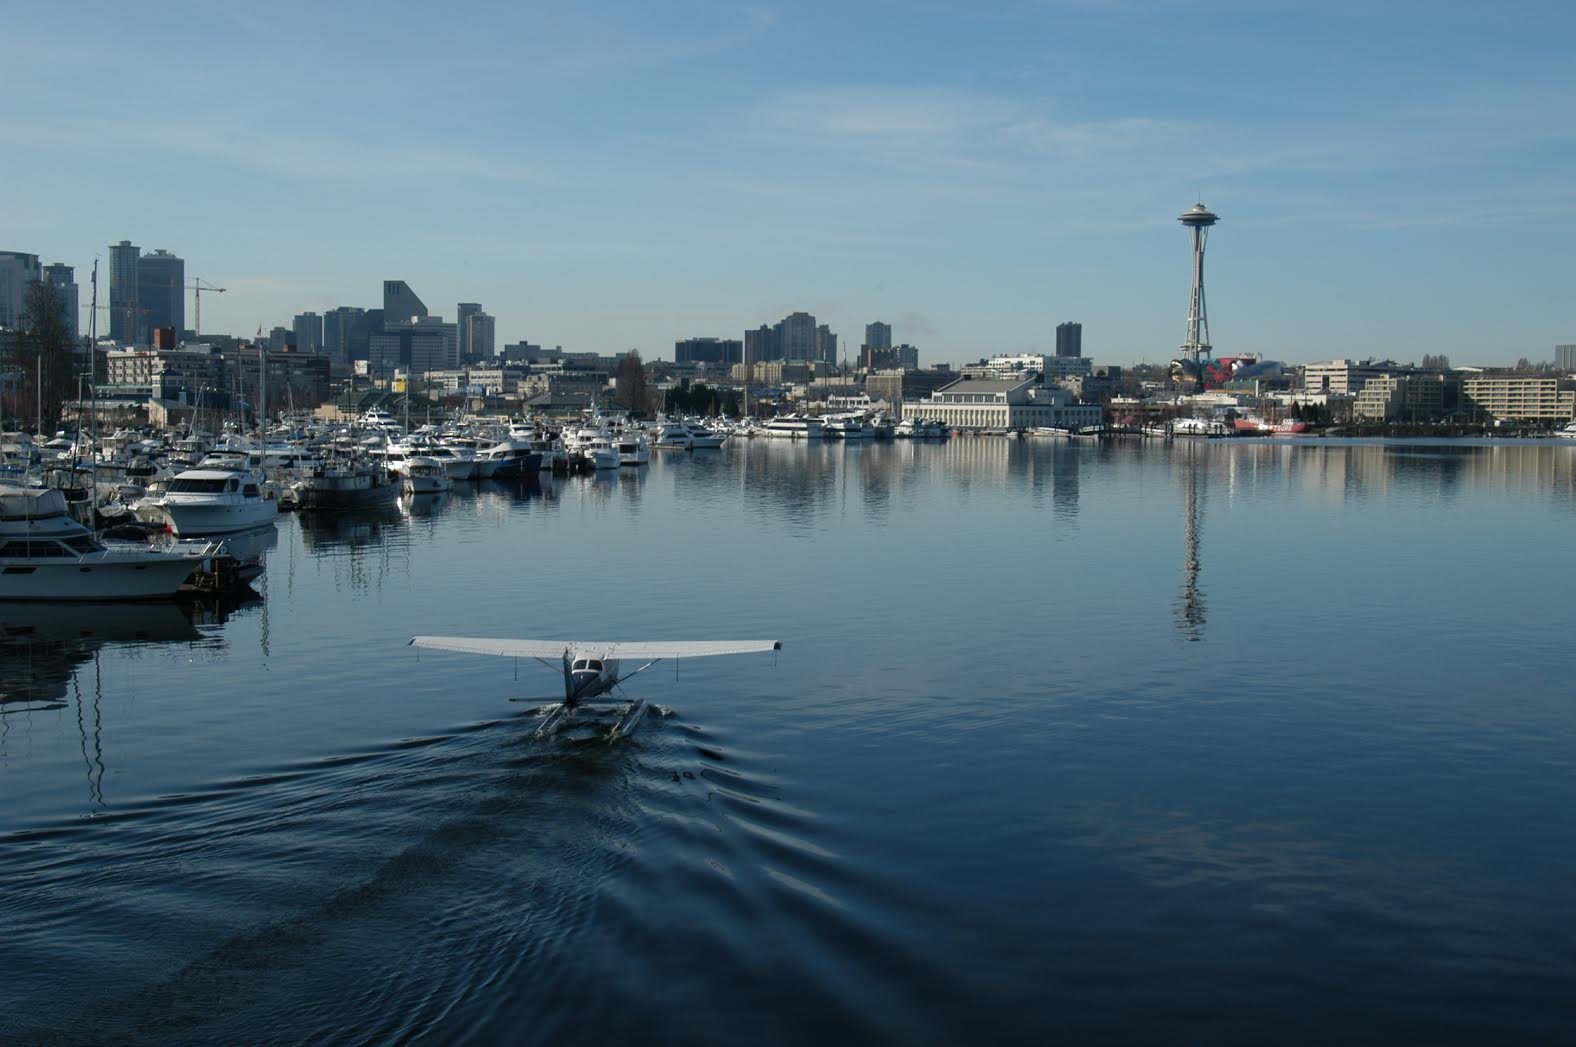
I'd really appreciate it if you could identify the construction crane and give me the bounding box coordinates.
[187,278,226,339]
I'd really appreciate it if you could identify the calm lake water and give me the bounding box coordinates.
[3,437,1575,1044]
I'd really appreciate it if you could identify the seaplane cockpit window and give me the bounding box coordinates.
[587,661,603,672]
[572,659,588,670]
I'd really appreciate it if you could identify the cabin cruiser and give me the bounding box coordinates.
[401,456,454,494]
[894,418,948,439]
[762,415,824,440]
[615,432,651,466]
[0,484,209,601]
[1555,421,1576,439]
[135,467,280,535]
[684,422,727,448]
[1170,417,1233,438]
[292,457,401,510]
[821,414,874,439]
[651,422,693,450]
[478,438,544,479]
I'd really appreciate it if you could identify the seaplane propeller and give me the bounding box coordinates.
[409,636,782,742]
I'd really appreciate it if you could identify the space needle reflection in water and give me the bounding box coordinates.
[1176,442,1206,641]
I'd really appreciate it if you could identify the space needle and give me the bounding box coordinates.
[1179,202,1219,378]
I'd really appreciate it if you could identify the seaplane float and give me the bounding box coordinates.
[408,636,782,741]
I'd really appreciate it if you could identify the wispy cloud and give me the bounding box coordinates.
[0,116,533,185]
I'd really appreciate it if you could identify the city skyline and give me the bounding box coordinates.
[4,2,1574,367]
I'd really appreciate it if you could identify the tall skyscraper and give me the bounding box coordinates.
[383,280,428,323]
[0,250,42,330]
[137,249,185,344]
[1557,345,1576,371]
[816,324,838,365]
[293,311,323,353]
[1055,322,1082,358]
[323,306,365,362]
[744,325,774,365]
[457,302,482,359]
[108,240,140,342]
[466,311,495,361]
[777,311,817,361]
[43,263,79,340]
[865,321,892,351]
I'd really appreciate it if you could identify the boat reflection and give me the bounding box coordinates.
[297,501,405,551]
[401,491,452,517]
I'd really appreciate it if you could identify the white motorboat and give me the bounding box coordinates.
[0,485,209,601]
[1554,421,1576,439]
[135,467,280,535]
[652,423,693,451]
[401,456,454,494]
[762,415,824,439]
[478,439,544,479]
[821,415,873,440]
[683,422,727,448]
[615,432,651,466]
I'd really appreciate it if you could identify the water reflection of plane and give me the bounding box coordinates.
[1176,443,1206,642]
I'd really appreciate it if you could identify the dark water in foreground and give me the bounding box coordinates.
[2,438,1575,1044]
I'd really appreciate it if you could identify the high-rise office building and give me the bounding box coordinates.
[466,311,495,361]
[865,321,892,351]
[137,249,185,344]
[816,324,838,365]
[778,311,817,361]
[744,325,774,365]
[1557,345,1576,371]
[383,280,428,323]
[0,250,42,330]
[43,263,79,340]
[293,312,324,354]
[108,240,140,342]
[323,306,365,362]
[1055,322,1082,358]
[675,337,743,365]
[457,302,482,359]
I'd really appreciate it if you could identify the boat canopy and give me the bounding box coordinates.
[0,486,69,521]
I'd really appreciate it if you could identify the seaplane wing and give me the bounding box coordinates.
[408,636,781,660]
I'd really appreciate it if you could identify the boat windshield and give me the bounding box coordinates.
[169,477,229,494]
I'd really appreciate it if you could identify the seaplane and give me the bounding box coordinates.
[407,635,782,741]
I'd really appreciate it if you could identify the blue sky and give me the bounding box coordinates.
[4,0,1574,366]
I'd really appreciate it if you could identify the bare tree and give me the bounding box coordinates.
[18,280,77,432]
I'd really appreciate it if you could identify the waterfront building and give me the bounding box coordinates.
[1055,322,1082,358]
[1461,375,1576,421]
[675,337,742,365]
[137,249,184,344]
[908,375,1103,430]
[103,346,228,405]
[1351,373,1462,423]
[1303,359,1391,395]
[0,250,42,330]
[293,312,323,354]
[108,240,140,343]
[43,263,79,341]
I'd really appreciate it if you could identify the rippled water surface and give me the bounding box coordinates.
[3,438,1575,1044]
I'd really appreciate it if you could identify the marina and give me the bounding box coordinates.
[3,437,1575,1043]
